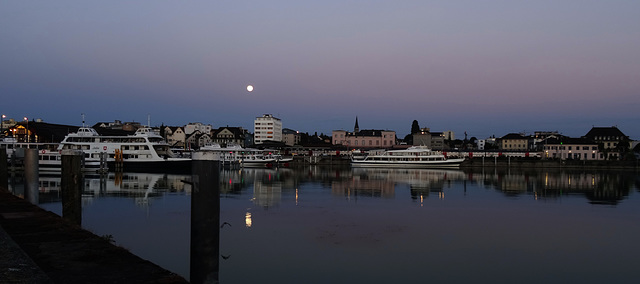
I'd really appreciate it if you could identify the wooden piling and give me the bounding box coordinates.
[24,149,39,204]
[190,154,220,284]
[0,150,7,191]
[61,150,83,226]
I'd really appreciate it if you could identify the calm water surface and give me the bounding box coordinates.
[16,166,640,283]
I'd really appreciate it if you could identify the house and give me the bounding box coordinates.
[163,126,186,148]
[211,127,246,147]
[184,122,212,136]
[185,131,212,150]
[499,133,529,151]
[583,126,630,159]
[282,128,301,146]
[542,137,602,160]
[412,128,448,150]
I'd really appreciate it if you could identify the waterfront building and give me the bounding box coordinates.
[542,137,602,160]
[185,130,212,149]
[412,128,448,150]
[282,128,301,146]
[163,126,186,148]
[332,118,396,148]
[184,122,212,136]
[211,126,246,147]
[254,114,282,144]
[1,118,18,136]
[499,133,529,151]
[583,126,630,160]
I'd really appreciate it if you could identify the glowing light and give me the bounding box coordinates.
[246,85,254,92]
[245,212,252,228]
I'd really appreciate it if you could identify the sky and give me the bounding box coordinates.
[2,0,639,139]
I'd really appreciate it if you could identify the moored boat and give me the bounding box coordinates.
[350,146,464,168]
[57,126,191,173]
[198,143,291,168]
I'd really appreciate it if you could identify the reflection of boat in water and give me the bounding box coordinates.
[351,146,465,168]
[58,126,191,172]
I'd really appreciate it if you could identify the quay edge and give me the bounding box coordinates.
[0,188,188,283]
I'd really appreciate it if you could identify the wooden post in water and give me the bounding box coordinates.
[0,150,8,191]
[61,150,83,226]
[190,151,220,284]
[24,148,39,204]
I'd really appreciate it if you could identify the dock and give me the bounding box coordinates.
[0,188,188,283]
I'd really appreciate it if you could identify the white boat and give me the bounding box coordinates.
[1,136,103,173]
[350,146,465,168]
[57,126,191,172]
[198,143,291,168]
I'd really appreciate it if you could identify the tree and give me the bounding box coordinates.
[403,133,413,145]
[411,120,420,134]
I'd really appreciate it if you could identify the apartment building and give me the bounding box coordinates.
[254,114,282,144]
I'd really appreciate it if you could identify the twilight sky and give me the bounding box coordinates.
[2,1,639,139]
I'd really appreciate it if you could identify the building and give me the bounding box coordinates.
[184,122,212,136]
[163,126,186,148]
[254,114,282,144]
[412,128,447,150]
[583,126,631,160]
[94,120,142,131]
[499,133,529,151]
[186,131,212,149]
[542,137,602,160]
[332,118,396,148]
[282,128,301,146]
[211,127,247,147]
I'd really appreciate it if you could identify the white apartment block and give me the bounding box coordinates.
[184,122,212,135]
[254,114,282,144]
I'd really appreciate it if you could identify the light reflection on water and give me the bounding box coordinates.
[13,167,640,284]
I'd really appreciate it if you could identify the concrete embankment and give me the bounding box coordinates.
[460,157,640,170]
[0,188,187,283]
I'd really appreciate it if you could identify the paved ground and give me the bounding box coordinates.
[0,189,188,283]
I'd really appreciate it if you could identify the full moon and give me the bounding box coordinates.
[246,85,254,92]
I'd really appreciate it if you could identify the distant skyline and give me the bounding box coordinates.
[2,1,639,139]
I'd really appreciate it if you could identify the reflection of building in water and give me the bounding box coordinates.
[253,180,282,208]
[537,171,632,205]
[332,178,395,199]
[467,169,634,205]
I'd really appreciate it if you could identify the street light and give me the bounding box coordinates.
[1,114,5,137]
[23,117,29,143]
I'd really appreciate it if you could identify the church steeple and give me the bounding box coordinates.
[354,116,359,133]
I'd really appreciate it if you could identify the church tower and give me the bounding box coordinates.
[354,117,359,133]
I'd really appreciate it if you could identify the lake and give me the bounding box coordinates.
[11,166,640,284]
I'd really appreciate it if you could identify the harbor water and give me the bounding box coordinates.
[7,166,640,284]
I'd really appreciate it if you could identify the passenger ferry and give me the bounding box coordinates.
[198,143,292,168]
[351,146,465,168]
[57,126,191,172]
[1,136,103,173]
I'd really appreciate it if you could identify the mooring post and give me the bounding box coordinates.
[0,150,8,191]
[61,150,83,226]
[24,148,39,204]
[190,151,221,284]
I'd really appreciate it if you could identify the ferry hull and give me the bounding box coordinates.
[351,159,465,169]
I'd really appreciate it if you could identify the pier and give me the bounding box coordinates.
[0,149,188,283]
